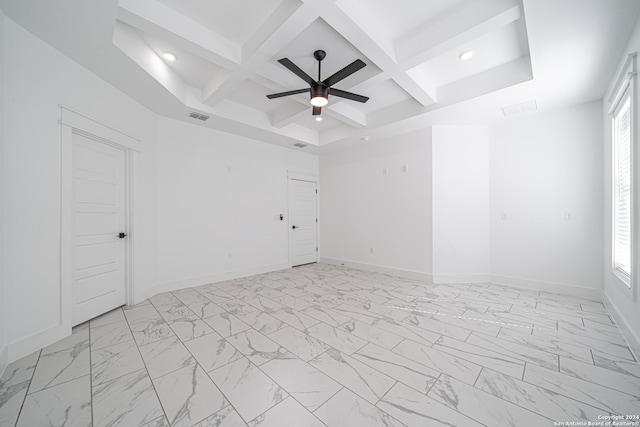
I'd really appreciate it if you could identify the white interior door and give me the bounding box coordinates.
[71,133,127,325]
[291,179,318,266]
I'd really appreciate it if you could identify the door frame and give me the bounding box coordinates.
[287,171,319,267]
[60,106,139,328]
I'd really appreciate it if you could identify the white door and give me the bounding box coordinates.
[291,179,318,266]
[71,133,127,325]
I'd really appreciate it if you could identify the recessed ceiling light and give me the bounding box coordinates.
[163,52,177,62]
[315,116,323,122]
[458,50,474,61]
[361,136,370,141]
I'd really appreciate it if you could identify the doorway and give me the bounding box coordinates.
[289,176,318,266]
[70,132,128,325]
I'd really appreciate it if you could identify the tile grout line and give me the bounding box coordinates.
[9,264,637,426]
[121,306,172,426]
[13,349,42,426]
[251,355,334,425]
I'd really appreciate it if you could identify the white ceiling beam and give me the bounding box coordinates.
[319,1,437,106]
[271,104,309,128]
[202,0,319,107]
[117,0,240,68]
[202,70,250,107]
[242,0,306,61]
[113,20,188,104]
[325,102,366,127]
[397,0,522,69]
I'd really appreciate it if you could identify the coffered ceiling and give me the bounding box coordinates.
[2,0,640,153]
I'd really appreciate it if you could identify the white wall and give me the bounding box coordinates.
[490,102,604,295]
[320,130,433,278]
[0,6,7,374]
[3,18,158,361]
[432,126,491,283]
[603,16,640,359]
[156,117,318,290]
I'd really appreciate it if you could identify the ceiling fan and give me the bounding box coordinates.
[266,50,369,116]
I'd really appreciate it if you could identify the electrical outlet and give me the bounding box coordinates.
[564,212,573,221]
[402,165,408,172]
[383,168,388,175]
[227,252,232,259]
[370,247,374,254]
[500,212,509,221]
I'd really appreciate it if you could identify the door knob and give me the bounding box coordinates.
[118,232,127,238]
[292,225,297,229]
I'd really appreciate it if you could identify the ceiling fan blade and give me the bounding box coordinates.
[278,58,316,86]
[328,88,369,103]
[312,106,322,115]
[266,88,309,99]
[322,59,366,87]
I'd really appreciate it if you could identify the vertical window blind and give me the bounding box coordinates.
[613,92,632,281]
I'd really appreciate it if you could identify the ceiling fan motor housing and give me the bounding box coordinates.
[311,83,329,99]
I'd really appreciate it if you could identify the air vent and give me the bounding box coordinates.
[188,111,210,121]
[502,100,538,117]
[293,143,307,148]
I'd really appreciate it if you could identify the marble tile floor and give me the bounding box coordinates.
[1,263,639,426]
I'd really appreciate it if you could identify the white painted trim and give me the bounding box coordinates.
[60,107,137,331]
[490,274,601,299]
[60,124,73,335]
[59,105,141,150]
[603,291,640,363]
[320,259,602,299]
[320,257,433,282]
[125,150,136,305]
[158,262,290,293]
[288,171,319,267]
[607,52,637,108]
[287,171,318,182]
[134,285,159,305]
[7,323,68,363]
[432,274,491,284]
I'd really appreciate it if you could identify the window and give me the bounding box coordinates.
[613,88,632,284]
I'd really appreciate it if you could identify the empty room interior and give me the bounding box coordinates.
[1,0,640,426]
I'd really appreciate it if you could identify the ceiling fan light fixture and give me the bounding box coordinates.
[310,96,328,107]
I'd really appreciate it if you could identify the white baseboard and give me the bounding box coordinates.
[490,274,601,299]
[158,262,291,294]
[134,284,159,305]
[7,323,69,364]
[603,291,640,362]
[320,257,433,282]
[433,273,491,284]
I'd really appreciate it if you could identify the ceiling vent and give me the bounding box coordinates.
[502,100,538,117]
[293,143,307,148]
[188,111,210,121]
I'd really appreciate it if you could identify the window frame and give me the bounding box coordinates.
[608,52,637,300]
[612,87,632,285]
